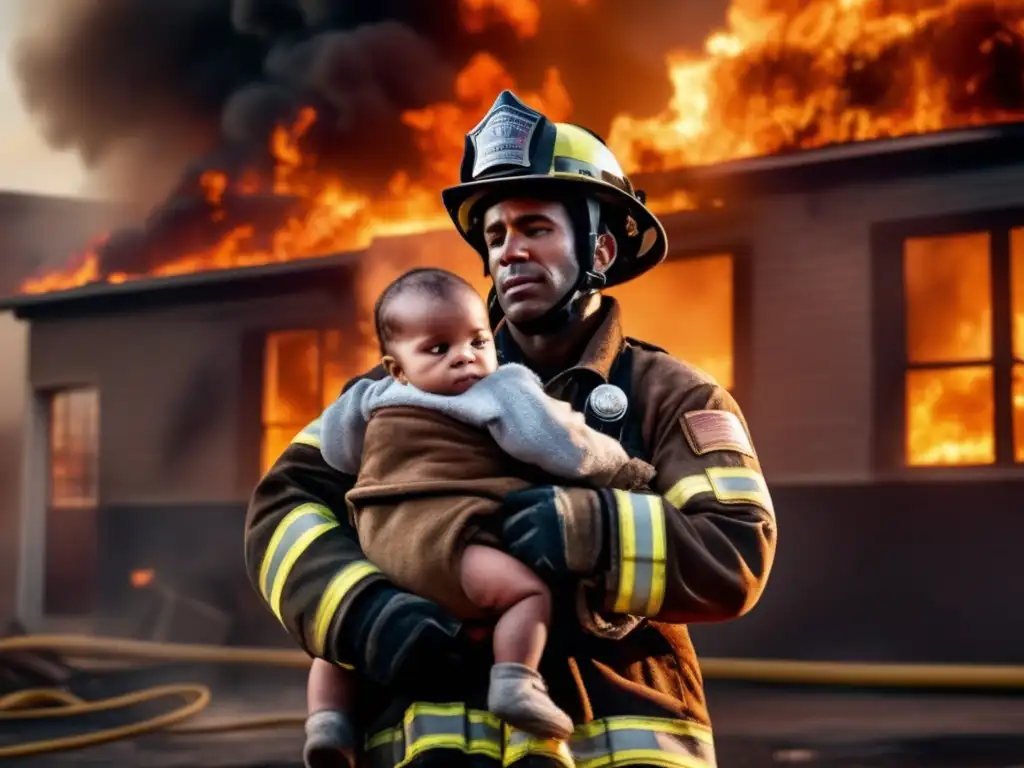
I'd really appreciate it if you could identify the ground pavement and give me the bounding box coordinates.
[7,666,1024,768]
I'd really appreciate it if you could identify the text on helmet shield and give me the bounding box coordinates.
[470,103,542,178]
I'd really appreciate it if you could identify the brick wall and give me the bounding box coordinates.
[661,160,1024,483]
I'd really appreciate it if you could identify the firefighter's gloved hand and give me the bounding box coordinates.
[501,485,606,583]
[340,582,484,695]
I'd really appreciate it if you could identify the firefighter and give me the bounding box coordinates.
[244,89,777,767]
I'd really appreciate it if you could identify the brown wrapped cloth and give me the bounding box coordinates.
[347,405,653,619]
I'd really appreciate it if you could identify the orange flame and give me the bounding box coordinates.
[20,52,569,295]
[608,0,1024,171]
[23,0,1024,295]
[459,0,541,38]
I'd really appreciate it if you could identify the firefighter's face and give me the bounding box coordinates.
[483,198,614,327]
[381,286,498,395]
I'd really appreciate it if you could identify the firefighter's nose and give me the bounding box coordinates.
[497,233,530,266]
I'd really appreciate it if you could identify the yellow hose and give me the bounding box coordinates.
[0,684,212,758]
[0,634,310,759]
[2,633,1024,758]
[699,657,1024,688]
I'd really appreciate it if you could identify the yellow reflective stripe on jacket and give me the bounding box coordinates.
[665,466,773,518]
[257,503,337,623]
[291,417,323,449]
[364,704,504,767]
[664,474,713,509]
[363,703,715,768]
[705,466,774,518]
[310,559,382,657]
[570,716,714,768]
[611,490,667,617]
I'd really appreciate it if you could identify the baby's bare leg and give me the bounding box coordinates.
[461,545,573,740]
[308,657,355,713]
[304,659,356,768]
[460,544,551,667]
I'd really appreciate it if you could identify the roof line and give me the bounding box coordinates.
[632,121,1024,193]
[0,250,365,313]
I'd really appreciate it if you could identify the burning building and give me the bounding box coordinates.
[0,0,1022,660]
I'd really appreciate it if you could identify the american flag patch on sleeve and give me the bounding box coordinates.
[681,410,755,458]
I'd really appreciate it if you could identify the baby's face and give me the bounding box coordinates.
[384,288,499,395]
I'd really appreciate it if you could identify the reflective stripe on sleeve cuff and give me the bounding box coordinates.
[310,560,382,657]
[610,490,667,617]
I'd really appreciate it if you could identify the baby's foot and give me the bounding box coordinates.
[487,662,574,740]
[303,709,357,768]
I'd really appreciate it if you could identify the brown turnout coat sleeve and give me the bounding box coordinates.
[243,373,389,664]
[595,351,777,624]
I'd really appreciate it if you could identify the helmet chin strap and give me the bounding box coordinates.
[493,196,605,336]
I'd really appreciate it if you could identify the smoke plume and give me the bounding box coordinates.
[10,0,725,278]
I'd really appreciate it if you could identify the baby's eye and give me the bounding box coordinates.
[471,337,490,348]
[428,344,449,355]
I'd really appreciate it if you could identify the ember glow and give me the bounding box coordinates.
[130,568,156,589]
[23,0,1024,295]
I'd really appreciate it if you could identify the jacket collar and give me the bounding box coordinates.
[494,297,625,384]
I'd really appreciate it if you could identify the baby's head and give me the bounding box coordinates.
[374,267,498,395]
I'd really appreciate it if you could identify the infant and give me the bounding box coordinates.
[302,268,653,767]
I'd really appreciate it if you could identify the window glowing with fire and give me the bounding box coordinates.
[260,253,737,473]
[902,232,1024,467]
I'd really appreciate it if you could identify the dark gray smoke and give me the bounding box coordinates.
[12,0,727,279]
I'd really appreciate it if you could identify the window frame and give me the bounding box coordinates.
[46,385,100,510]
[653,245,753,406]
[872,209,1023,474]
[258,328,342,474]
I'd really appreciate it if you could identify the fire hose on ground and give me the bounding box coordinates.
[2,633,1024,758]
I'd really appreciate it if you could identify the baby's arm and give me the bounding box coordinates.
[480,365,643,484]
[319,377,398,474]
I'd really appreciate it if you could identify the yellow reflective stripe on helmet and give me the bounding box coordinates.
[611,490,667,617]
[705,466,774,519]
[258,503,337,623]
[364,705,715,768]
[291,417,322,449]
[310,559,382,657]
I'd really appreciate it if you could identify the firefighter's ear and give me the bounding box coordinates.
[594,229,617,274]
[382,355,407,384]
